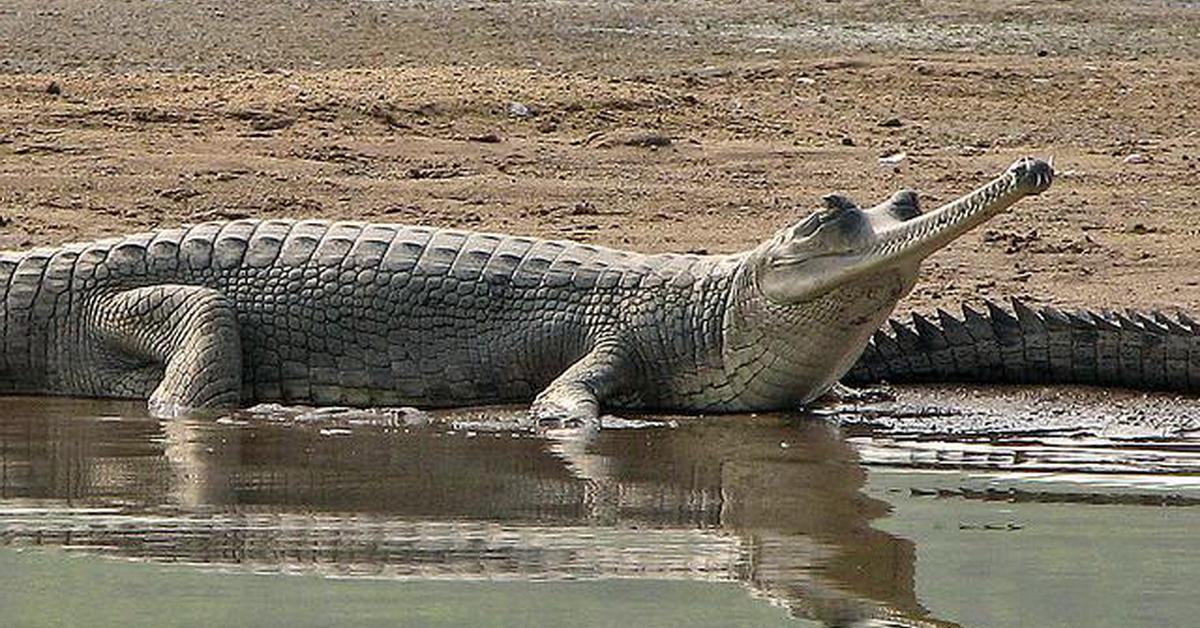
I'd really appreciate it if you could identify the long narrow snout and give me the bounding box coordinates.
[755,157,1053,304]
[865,157,1054,266]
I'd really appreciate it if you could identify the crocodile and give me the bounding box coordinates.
[846,298,1200,392]
[0,158,1093,425]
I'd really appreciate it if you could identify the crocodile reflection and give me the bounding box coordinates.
[0,399,950,627]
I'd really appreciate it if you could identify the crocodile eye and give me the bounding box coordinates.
[821,193,859,214]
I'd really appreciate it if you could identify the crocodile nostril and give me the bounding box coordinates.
[1008,157,1052,179]
[1008,157,1054,193]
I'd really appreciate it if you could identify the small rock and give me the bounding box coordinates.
[158,187,202,202]
[694,66,729,80]
[370,105,411,129]
[507,101,532,118]
[45,81,62,95]
[250,116,294,132]
[0,216,10,227]
[878,117,903,128]
[204,209,252,220]
[622,131,671,148]
[1123,153,1149,164]
[878,151,907,165]
[588,128,673,149]
[1037,49,1050,58]
[467,132,502,144]
[570,200,599,215]
[840,136,855,146]
[577,130,605,146]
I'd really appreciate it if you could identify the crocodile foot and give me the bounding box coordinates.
[825,382,896,404]
[526,399,601,434]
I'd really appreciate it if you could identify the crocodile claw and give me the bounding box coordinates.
[825,382,897,404]
[526,400,601,434]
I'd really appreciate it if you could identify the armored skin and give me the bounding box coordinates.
[847,299,1200,392]
[1,159,1062,424]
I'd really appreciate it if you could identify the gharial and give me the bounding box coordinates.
[1,157,1196,426]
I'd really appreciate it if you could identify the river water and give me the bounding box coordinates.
[2,389,1199,627]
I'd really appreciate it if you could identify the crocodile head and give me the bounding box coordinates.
[755,157,1053,303]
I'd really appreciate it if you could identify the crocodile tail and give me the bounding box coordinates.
[844,298,1200,394]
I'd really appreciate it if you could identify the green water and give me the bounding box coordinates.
[2,395,1199,627]
[0,549,801,628]
[869,470,1200,628]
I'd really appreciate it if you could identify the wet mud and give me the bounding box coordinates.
[826,385,1200,483]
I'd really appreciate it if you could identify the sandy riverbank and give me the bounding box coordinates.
[2,0,1198,312]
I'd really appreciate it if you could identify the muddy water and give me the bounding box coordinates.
[2,391,1200,627]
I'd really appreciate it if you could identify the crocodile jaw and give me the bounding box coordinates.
[761,157,1054,303]
[862,157,1053,270]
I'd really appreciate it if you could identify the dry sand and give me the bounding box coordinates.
[2,0,1198,313]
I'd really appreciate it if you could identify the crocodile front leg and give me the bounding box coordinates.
[528,344,629,431]
[93,285,242,417]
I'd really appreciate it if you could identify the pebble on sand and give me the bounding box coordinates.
[468,132,503,143]
[507,102,533,118]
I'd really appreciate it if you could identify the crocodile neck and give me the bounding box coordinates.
[720,254,918,410]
